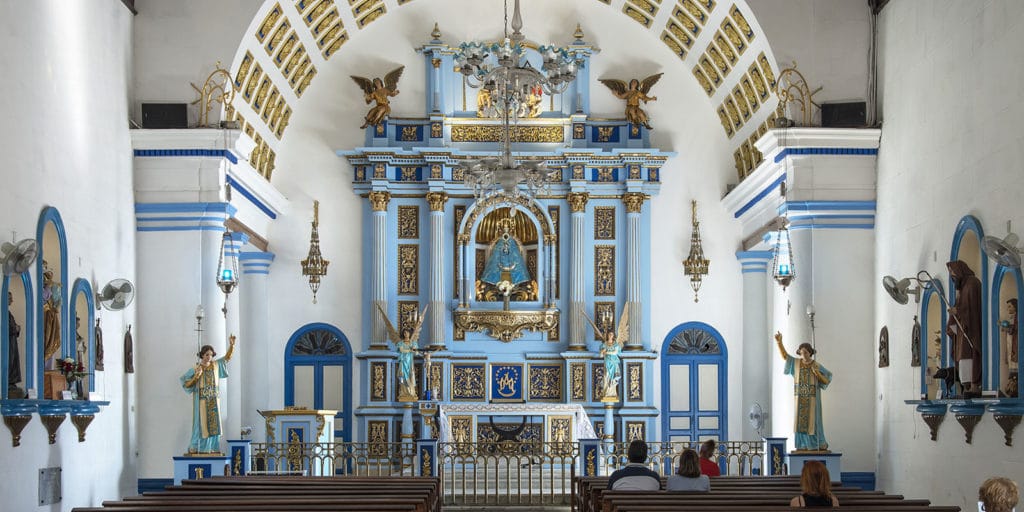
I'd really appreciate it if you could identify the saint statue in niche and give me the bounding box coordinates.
[41,260,62,362]
[7,291,25,398]
[476,209,537,306]
[946,260,982,396]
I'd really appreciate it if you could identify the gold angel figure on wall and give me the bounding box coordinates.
[583,304,630,400]
[599,73,663,130]
[350,66,404,129]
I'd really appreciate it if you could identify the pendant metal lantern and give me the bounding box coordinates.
[216,231,240,315]
[682,200,710,302]
[301,200,330,303]
[771,222,795,289]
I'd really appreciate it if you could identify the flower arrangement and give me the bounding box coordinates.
[58,357,88,383]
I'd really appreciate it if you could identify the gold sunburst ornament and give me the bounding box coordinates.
[301,200,330,303]
[682,200,710,302]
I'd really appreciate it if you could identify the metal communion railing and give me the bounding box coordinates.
[438,441,578,506]
[250,442,416,476]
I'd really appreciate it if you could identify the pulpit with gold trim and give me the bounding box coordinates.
[258,407,336,475]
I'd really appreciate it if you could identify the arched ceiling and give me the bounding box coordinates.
[225,0,781,184]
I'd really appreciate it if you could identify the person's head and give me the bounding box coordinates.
[372,77,383,89]
[699,439,717,459]
[197,345,216,364]
[979,477,1019,512]
[604,331,616,346]
[401,328,413,342]
[676,448,701,478]
[797,343,816,363]
[800,461,832,497]
[1008,299,1017,316]
[627,439,648,464]
[628,79,639,90]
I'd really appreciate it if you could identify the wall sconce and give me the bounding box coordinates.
[682,200,710,302]
[301,200,330,304]
[771,222,795,289]
[216,231,240,316]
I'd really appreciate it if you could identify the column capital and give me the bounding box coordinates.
[568,192,589,213]
[425,191,448,211]
[544,233,558,246]
[368,191,391,211]
[622,192,647,213]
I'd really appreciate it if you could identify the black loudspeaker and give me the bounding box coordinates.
[821,101,866,128]
[141,103,188,129]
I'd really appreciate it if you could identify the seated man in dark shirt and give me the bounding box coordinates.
[608,440,661,490]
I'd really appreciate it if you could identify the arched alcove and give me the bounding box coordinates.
[919,278,947,399]
[2,272,34,397]
[284,322,353,441]
[991,265,1022,396]
[949,214,989,389]
[69,278,96,394]
[35,206,68,385]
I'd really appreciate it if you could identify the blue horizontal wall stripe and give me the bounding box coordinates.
[789,223,874,231]
[134,148,238,164]
[244,270,270,275]
[243,263,271,268]
[137,226,227,233]
[135,216,229,223]
[736,250,774,261]
[788,214,875,221]
[226,175,277,220]
[135,202,237,216]
[735,173,786,218]
[785,201,876,211]
[773,147,878,163]
[742,269,767,274]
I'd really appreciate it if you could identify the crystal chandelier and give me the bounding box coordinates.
[682,200,710,302]
[301,200,330,303]
[453,0,580,201]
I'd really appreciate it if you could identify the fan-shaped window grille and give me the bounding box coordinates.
[668,328,721,354]
[291,329,347,356]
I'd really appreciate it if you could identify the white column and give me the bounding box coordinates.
[426,192,447,349]
[369,191,391,350]
[238,250,274,442]
[623,193,645,350]
[737,250,773,439]
[568,192,588,351]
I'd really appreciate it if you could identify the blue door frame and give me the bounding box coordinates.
[660,322,729,444]
[284,323,353,442]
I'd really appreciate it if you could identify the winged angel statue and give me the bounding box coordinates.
[350,66,404,129]
[599,73,663,130]
[583,304,630,399]
[376,303,428,400]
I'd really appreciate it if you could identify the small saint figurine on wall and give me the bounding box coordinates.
[94,318,104,371]
[910,315,921,367]
[7,291,25,398]
[878,326,889,368]
[124,324,134,374]
[350,66,404,129]
[599,73,663,130]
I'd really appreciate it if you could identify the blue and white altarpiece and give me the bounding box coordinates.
[338,28,673,446]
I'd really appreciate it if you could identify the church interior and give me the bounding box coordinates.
[1,0,1022,510]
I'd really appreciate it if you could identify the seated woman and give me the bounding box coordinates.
[791,461,839,508]
[699,439,721,477]
[979,477,1019,512]
[667,449,709,492]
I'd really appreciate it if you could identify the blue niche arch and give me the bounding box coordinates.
[660,322,729,446]
[919,278,948,397]
[991,265,1022,397]
[2,272,35,396]
[949,215,990,388]
[35,206,68,384]
[284,323,353,442]
[68,278,96,392]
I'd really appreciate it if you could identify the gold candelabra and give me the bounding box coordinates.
[301,200,330,303]
[682,200,710,302]
[190,62,235,128]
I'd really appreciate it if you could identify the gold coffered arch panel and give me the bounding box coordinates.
[227,0,781,182]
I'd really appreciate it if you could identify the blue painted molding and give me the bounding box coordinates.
[773,147,878,163]
[284,323,353,442]
[136,202,237,233]
[68,278,96,392]
[949,215,990,388]
[1,272,34,398]
[135,202,238,215]
[226,175,277,219]
[133,148,238,164]
[783,201,876,212]
[734,173,786,219]
[36,207,68,388]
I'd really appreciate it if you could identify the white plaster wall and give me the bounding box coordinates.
[749,0,872,120]
[0,1,137,510]
[132,0,262,126]
[874,0,1024,508]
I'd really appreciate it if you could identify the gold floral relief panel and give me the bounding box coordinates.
[398,300,420,335]
[428,363,443,401]
[593,420,605,439]
[450,125,563,143]
[549,415,573,443]
[591,363,605,401]
[549,206,560,299]
[370,361,387,401]
[627,362,643,401]
[398,244,419,295]
[368,420,389,456]
[475,248,486,282]
[570,363,586,401]
[528,364,563,401]
[594,207,616,240]
[626,421,646,443]
[594,302,615,341]
[454,205,465,299]
[594,245,616,296]
[398,205,419,239]
[451,364,486,401]
[449,416,473,443]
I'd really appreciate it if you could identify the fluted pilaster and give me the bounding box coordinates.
[369,191,391,349]
[623,192,645,350]
[427,192,447,348]
[568,192,589,350]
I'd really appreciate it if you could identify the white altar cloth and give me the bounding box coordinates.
[437,403,597,443]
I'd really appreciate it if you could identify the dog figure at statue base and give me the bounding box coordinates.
[930,366,960,399]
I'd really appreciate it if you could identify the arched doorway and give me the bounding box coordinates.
[660,322,729,444]
[284,323,353,441]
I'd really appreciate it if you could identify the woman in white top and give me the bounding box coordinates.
[667,448,710,492]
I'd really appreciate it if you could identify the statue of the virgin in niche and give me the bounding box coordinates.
[480,214,531,309]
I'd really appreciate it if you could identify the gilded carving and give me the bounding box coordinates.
[715,33,737,64]
[622,6,652,28]
[398,300,420,334]
[368,190,390,211]
[454,205,465,299]
[591,363,606,401]
[627,362,643,400]
[623,192,646,213]
[571,363,586,401]
[401,126,419,141]
[452,166,465,181]
[3,415,31,447]
[298,0,331,26]
[244,64,263,102]
[731,5,754,40]
[368,421,388,456]
[626,421,645,442]
[568,192,589,213]
[431,58,441,69]
[586,448,596,475]
[400,167,418,181]
[450,124,563,143]
[371,362,387,401]
[451,365,486,401]
[741,76,759,111]
[724,97,741,129]
[693,66,714,96]
[717,106,734,137]
[573,123,585,139]
[265,19,290,56]
[596,168,615,182]
[235,51,254,90]
[628,165,641,180]
[627,0,657,15]
[426,191,447,211]
[708,46,729,76]
[355,167,366,181]
[673,7,700,35]
[549,205,560,299]
[699,56,721,85]
[666,22,694,49]
[421,448,431,475]
[283,47,305,78]
[430,164,442,180]
[429,364,443,400]
[452,309,560,342]
[398,246,418,295]
[759,52,777,87]
[430,122,442,138]
[398,205,419,239]
[256,3,283,42]
[313,9,337,37]
[357,6,386,28]
[528,365,564,401]
[595,246,615,296]
[733,87,751,120]
[549,416,572,444]
[661,32,686,59]
[597,126,615,142]
[572,165,585,180]
[682,0,708,23]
